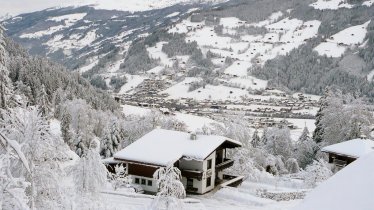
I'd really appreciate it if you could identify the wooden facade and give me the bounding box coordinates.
[327,152,357,167]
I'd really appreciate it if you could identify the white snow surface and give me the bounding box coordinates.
[174,112,223,132]
[20,13,87,39]
[321,138,374,158]
[309,0,353,10]
[0,0,227,16]
[314,21,370,57]
[114,128,241,166]
[363,0,374,6]
[122,105,151,116]
[294,152,374,210]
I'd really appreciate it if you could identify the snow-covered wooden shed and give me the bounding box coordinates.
[294,152,374,210]
[113,129,242,194]
[321,138,374,169]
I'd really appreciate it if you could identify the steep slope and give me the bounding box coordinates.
[1,1,226,72]
[0,0,227,16]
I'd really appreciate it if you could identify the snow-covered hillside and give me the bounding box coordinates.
[314,21,370,57]
[0,0,227,16]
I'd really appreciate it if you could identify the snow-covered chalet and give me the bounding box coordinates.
[321,138,374,169]
[113,129,243,194]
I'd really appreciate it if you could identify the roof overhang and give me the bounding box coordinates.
[321,150,359,159]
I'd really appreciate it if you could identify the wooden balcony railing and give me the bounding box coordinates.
[181,169,203,180]
[215,159,234,171]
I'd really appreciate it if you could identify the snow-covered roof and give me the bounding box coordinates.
[114,129,242,166]
[321,139,374,158]
[294,152,374,210]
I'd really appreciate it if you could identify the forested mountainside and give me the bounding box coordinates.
[3,0,374,98]
[2,2,222,70]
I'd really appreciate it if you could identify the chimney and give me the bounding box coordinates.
[190,132,197,140]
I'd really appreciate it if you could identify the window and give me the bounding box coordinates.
[187,178,193,188]
[207,159,212,170]
[206,177,211,187]
[141,179,146,185]
[135,178,140,184]
[148,180,153,186]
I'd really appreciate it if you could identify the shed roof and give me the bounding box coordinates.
[114,129,241,166]
[321,139,374,158]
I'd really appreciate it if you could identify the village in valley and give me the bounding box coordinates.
[1,0,374,210]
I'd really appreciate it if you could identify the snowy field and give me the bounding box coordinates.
[309,0,353,10]
[314,21,370,57]
[101,179,305,210]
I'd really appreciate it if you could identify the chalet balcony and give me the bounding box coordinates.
[181,169,203,180]
[215,159,234,171]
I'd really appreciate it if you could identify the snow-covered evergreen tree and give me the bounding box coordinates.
[100,121,122,158]
[73,149,107,209]
[0,25,13,109]
[35,84,50,117]
[3,107,69,209]
[265,127,293,160]
[73,149,107,194]
[150,164,186,210]
[295,126,317,169]
[260,127,268,147]
[61,109,74,149]
[285,158,300,174]
[251,129,261,148]
[304,159,332,187]
[298,126,310,142]
[313,87,331,143]
[0,120,30,210]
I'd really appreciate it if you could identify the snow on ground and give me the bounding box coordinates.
[119,74,146,94]
[45,29,97,54]
[309,0,353,10]
[294,152,374,210]
[48,13,87,22]
[79,59,99,73]
[147,42,174,67]
[367,69,374,81]
[314,21,370,57]
[0,0,228,16]
[170,14,320,74]
[122,105,151,116]
[165,83,248,101]
[314,42,346,57]
[363,0,374,6]
[49,119,62,138]
[166,12,180,18]
[174,112,223,132]
[20,13,87,39]
[220,17,245,28]
[101,178,304,210]
[163,77,283,101]
[251,11,283,27]
[147,66,165,74]
[161,77,201,96]
[224,61,252,77]
[225,76,268,90]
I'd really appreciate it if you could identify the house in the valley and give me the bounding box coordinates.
[113,129,243,194]
[321,138,374,170]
